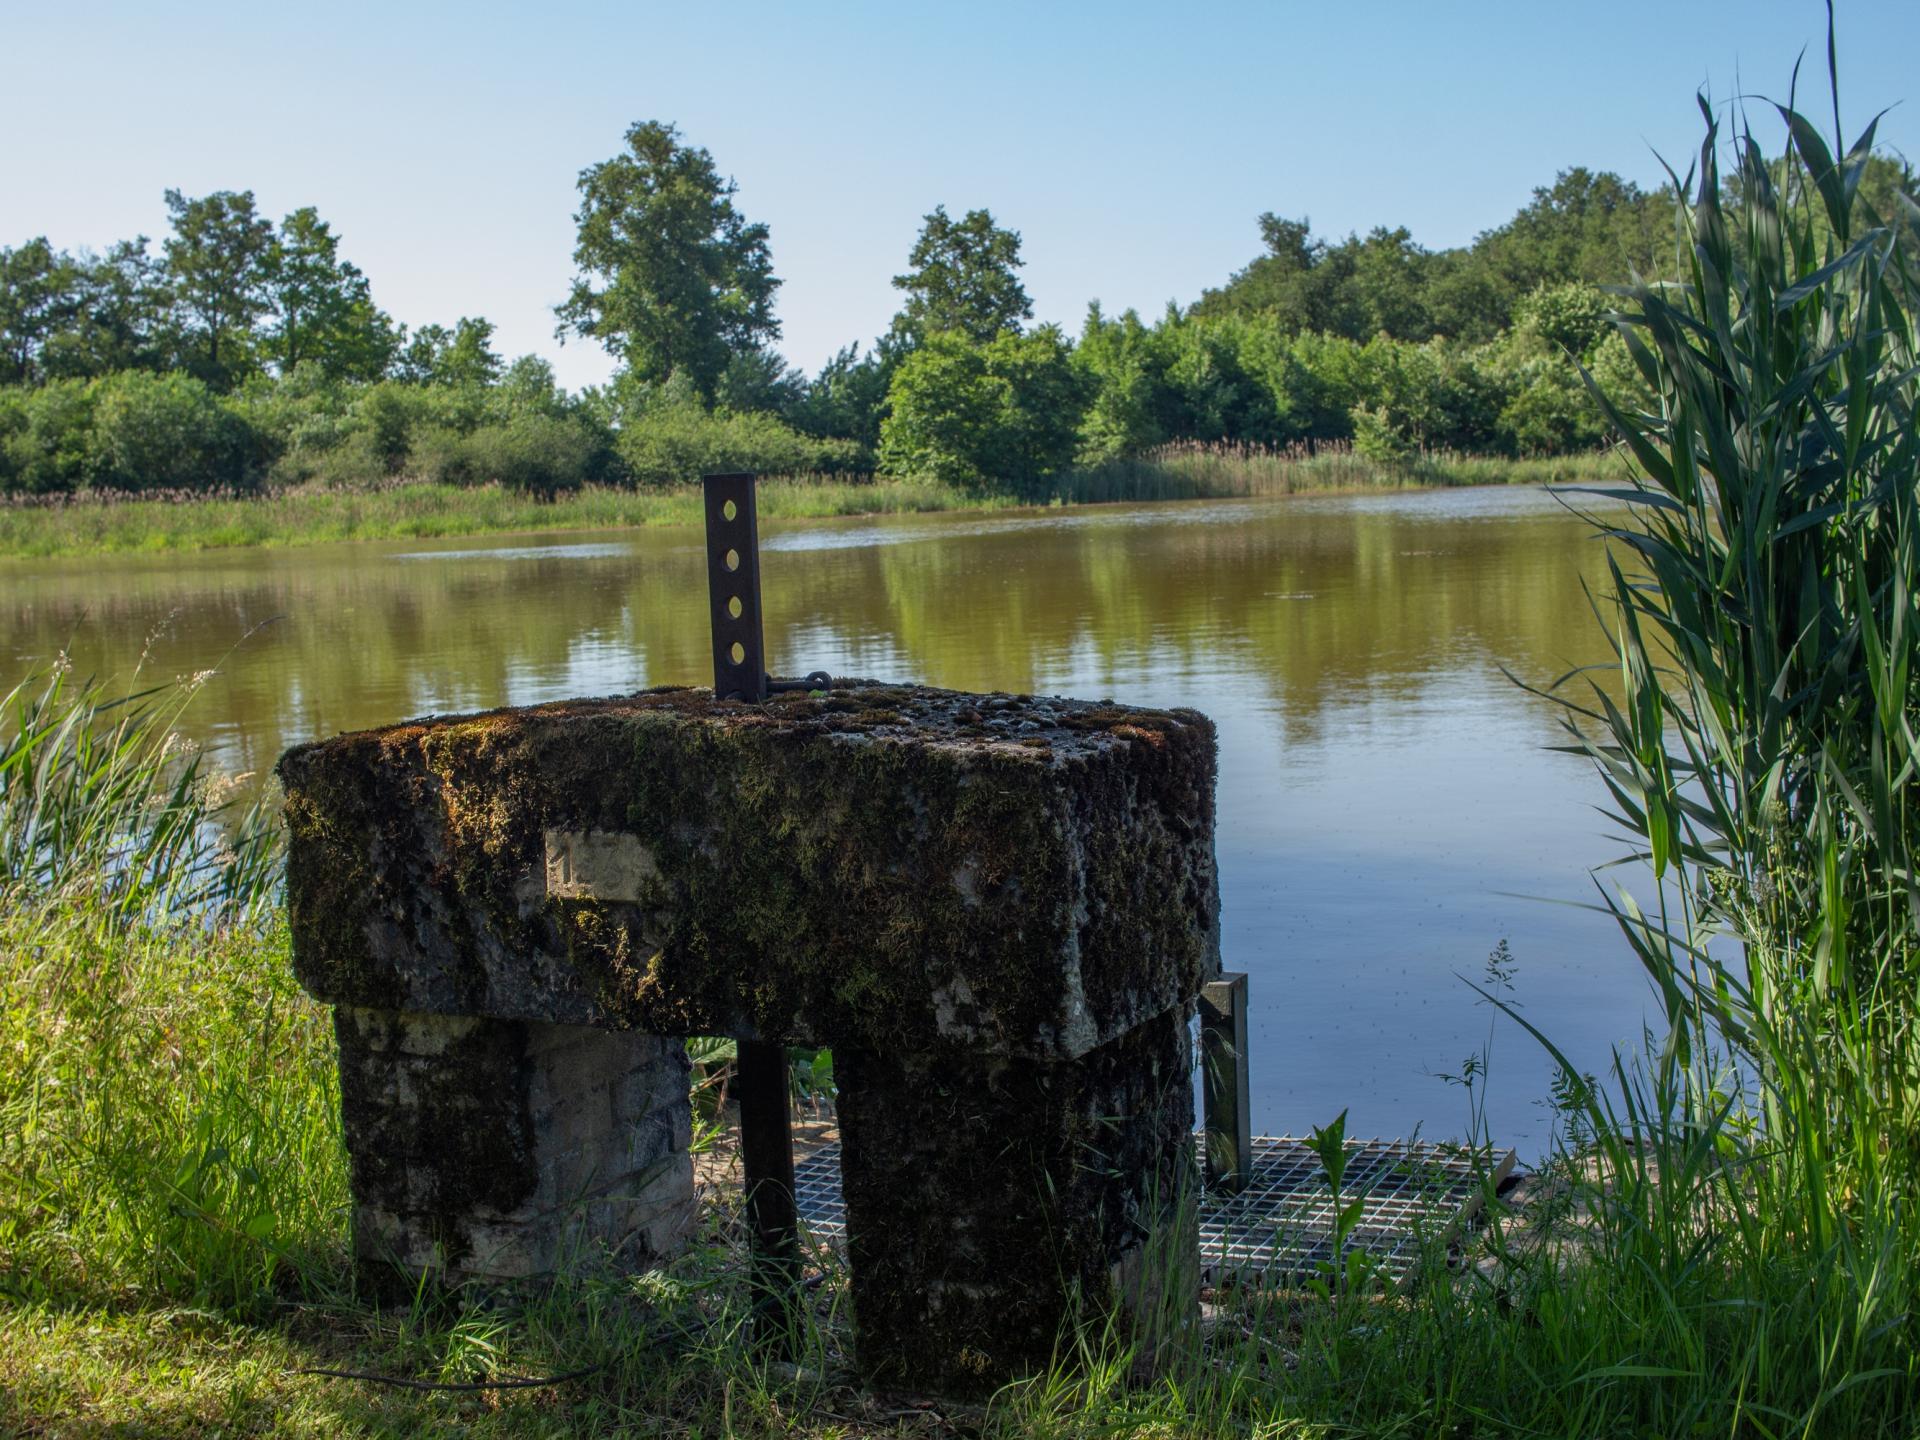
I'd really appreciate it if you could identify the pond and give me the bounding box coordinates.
[1,484,1650,1155]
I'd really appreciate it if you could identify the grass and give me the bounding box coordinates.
[2,896,1913,1436]
[0,445,1614,560]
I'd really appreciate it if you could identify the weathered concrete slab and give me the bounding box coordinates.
[279,684,1220,1060]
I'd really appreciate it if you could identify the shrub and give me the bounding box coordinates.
[0,378,95,494]
[615,397,863,489]
[86,370,258,493]
[412,412,615,497]
[879,327,1086,497]
[1496,356,1608,455]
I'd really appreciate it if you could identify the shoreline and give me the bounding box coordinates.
[0,451,1619,562]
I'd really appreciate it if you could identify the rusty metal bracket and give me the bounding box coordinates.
[702,473,769,702]
[702,474,833,702]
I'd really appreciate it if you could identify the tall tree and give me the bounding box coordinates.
[162,188,274,388]
[261,208,396,380]
[557,120,780,398]
[0,238,84,385]
[57,239,171,378]
[396,316,500,387]
[890,205,1033,346]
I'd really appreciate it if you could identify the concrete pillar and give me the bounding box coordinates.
[835,1006,1199,1396]
[332,1007,694,1290]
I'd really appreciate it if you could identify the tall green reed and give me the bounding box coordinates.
[1564,55,1919,1170]
[0,666,280,925]
[1510,37,1920,1433]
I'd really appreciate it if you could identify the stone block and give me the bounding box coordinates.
[278,685,1220,1059]
[333,1008,694,1289]
[281,682,1222,1394]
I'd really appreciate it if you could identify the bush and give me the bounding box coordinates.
[1496,356,1607,455]
[880,327,1086,497]
[615,395,864,488]
[0,378,95,495]
[411,412,615,497]
[86,370,258,493]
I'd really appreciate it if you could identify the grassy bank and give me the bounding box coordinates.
[6,887,1915,1438]
[0,444,1620,560]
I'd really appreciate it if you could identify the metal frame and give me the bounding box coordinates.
[1201,973,1252,1192]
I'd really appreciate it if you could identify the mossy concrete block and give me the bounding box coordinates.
[279,684,1220,1059]
[333,1008,694,1288]
[836,1005,1199,1396]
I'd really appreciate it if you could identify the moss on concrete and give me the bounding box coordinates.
[278,684,1220,1060]
[332,1008,541,1282]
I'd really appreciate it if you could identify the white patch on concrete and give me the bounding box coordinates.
[544,829,659,904]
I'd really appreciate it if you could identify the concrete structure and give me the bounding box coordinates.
[279,682,1220,1394]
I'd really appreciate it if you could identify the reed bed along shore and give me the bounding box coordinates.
[0,443,1621,560]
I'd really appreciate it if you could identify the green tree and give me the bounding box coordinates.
[86,369,256,492]
[712,346,804,415]
[0,378,94,493]
[261,208,396,381]
[1193,215,1363,336]
[1511,280,1610,361]
[1074,303,1165,460]
[50,240,171,379]
[1348,226,1432,339]
[880,326,1083,496]
[890,206,1033,346]
[396,317,501,387]
[0,239,90,385]
[1475,167,1671,299]
[785,343,891,453]
[557,120,780,397]
[162,189,274,389]
[1151,311,1279,442]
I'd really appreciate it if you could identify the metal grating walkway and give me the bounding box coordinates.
[792,1134,1514,1292]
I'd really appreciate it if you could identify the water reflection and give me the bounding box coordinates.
[1,486,1646,1153]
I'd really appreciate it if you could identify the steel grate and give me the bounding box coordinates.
[792,1134,1513,1292]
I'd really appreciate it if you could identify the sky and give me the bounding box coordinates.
[3,1,1917,393]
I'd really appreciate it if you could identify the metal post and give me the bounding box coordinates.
[702,473,800,1351]
[703,473,768,703]
[1199,972,1252,1193]
[736,1036,801,1353]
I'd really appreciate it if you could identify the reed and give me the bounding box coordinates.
[1063,439,1617,504]
[1,668,279,925]
[0,451,1596,560]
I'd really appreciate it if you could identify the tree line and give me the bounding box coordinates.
[4,120,1915,499]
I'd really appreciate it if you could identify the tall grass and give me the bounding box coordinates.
[0,450,1587,559]
[1064,438,1616,503]
[1,669,280,924]
[1512,54,1920,1436]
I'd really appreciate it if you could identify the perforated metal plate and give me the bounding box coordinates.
[792,1133,1513,1291]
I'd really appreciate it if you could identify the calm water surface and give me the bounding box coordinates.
[1,485,1650,1154]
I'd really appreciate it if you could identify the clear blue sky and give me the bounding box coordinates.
[4,1,1915,391]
